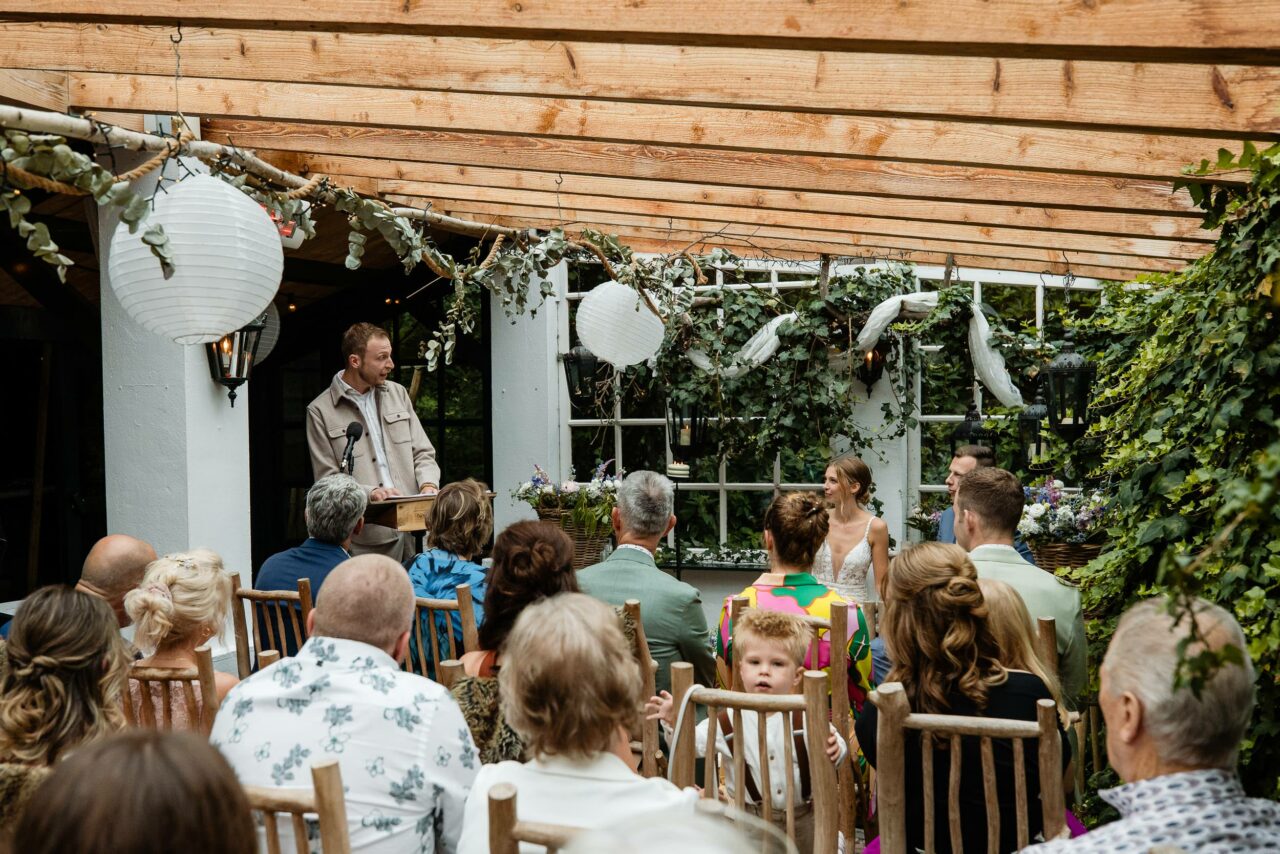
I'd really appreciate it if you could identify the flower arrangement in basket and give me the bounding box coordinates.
[512,461,622,568]
[1018,477,1108,570]
[906,505,945,541]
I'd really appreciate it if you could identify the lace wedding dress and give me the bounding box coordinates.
[813,516,877,604]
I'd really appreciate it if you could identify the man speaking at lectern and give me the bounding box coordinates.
[306,322,439,562]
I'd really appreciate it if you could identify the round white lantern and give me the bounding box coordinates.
[256,301,282,363]
[574,280,665,367]
[107,174,283,344]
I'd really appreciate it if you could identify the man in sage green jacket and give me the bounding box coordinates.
[578,471,717,695]
[955,467,1087,710]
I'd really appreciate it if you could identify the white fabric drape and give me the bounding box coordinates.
[686,312,797,378]
[968,307,1024,407]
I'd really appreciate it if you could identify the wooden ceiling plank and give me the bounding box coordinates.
[382,187,1207,259]
[423,201,1186,270]
[3,2,1276,50]
[205,120,1204,215]
[0,68,67,112]
[275,153,1211,240]
[4,23,1278,133]
[64,71,1259,178]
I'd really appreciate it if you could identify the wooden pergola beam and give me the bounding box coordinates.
[4,23,1278,133]
[381,187,1207,260]
[203,120,1205,215]
[63,72,1262,178]
[264,151,1211,241]
[0,69,67,112]
[4,1,1277,51]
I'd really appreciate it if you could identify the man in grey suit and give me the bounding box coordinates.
[578,470,717,694]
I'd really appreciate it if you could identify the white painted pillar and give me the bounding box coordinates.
[489,261,568,533]
[98,136,251,662]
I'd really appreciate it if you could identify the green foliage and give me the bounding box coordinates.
[1070,141,1280,797]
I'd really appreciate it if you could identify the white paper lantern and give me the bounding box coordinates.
[107,174,283,344]
[256,301,282,363]
[574,280,665,367]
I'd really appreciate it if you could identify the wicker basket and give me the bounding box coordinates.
[1031,541,1104,572]
[536,507,612,570]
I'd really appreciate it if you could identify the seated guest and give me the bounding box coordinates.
[938,444,1034,563]
[14,730,255,854]
[406,478,492,671]
[717,492,873,715]
[124,549,238,728]
[458,593,696,853]
[855,543,1070,853]
[452,521,579,764]
[212,554,478,853]
[0,587,130,837]
[578,470,717,695]
[649,608,846,853]
[1025,596,1280,853]
[0,533,156,641]
[977,578,1068,721]
[954,468,1086,708]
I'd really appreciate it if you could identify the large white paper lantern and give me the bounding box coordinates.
[256,301,282,363]
[107,174,283,344]
[574,280,665,367]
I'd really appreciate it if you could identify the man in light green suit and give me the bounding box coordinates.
[578,470,717,695]
[955,467,1088,710]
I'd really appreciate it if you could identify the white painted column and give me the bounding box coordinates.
[98,137,252,663]
[489,262,568,533]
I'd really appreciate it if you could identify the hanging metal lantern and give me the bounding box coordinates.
[1044,330,1096,442]
[854,339,891,393]
[561,345,599,410]
[950,403,998,457]
[666,400,711,478]
[1017,393,1050,471]
[205,313,267,407]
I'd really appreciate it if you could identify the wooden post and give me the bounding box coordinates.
[628,598,659,777]
[817,254,831,301]
[729,595,748,691]
[488,782,519,854]
[829,601,850,726]
[311,760,352,854]
[873,682,910,854]
[804,671,838,854]
[257,650,281,668]
[1037,699,1067,841]
[25,341,51,592]
[457,583,479,651]
[1037,617,1059,678]
[671,662,696,788]
[230,573,252,679]
[438,659,463,690]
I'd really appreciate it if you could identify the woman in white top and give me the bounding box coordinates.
[458,593,696,854]
[813,456,889,604]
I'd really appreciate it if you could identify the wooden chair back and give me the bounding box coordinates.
[870,681,1067,854]
[1036,616,1058,679]
[437,659,464,690]
[230,572,314,678]
[404,583,479,680]
[670,664,840,854]
[488,782,582,854]
[243,759,352,854]
[122,644,219,735]
[624,599,662,778]
[257,650,281,669]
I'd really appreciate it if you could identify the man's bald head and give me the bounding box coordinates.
[309,555,414,654]
[78,535,158,627]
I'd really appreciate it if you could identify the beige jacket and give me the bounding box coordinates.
[306,374,440,545]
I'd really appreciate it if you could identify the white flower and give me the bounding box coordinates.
[1028,503,1048,519]
[1017,518,1039,537]
[561,480,580,494]
[586,485,602,499]
[1052,480,1065,489]
[541,484,555,495]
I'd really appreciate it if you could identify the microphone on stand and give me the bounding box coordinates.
[341,421,363,475]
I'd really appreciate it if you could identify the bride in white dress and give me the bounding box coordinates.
[813,456,890,604]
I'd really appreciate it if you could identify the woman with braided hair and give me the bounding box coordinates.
[854,542,1072,853]
[0,586,130,836]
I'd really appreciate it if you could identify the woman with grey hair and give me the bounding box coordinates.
[1024,596,1279,853]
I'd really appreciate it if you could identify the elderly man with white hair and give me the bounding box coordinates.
[577,470,717,695]
[1025,596,1280,853]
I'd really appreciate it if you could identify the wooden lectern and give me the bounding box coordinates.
[363,495,437,534]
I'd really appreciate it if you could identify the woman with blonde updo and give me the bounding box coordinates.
[815,455,889,604]
[124,549,238,729]
[855,543,1070,854]
[716,492,874,715]
[0,587,129,835]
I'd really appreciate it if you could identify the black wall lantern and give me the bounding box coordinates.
[1044,331,1096,442]
[1017,393,1051,471]
[206,313,266,407]
[666,400,711,476]
[854,339,892,394]
[561,345,599,411]
[950,401,998,457]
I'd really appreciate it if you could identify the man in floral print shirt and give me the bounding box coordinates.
[212,555,478,853]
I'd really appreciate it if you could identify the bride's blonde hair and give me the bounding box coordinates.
[827,456,873,508]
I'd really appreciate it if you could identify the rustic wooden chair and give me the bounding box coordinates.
[870,681,1068,854]
[670,664,841,854]
[122,644,219,735]
[404,583,479,681]
[243,759,352,854]
[726,596,868,840]
[1035,615,1091,801]
[488,782,582,854]
[624,598,663,778]
[230,572,314,678]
